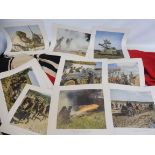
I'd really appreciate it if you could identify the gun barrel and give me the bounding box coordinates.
[28,26,34,34]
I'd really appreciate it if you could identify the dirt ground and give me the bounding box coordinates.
[55,49,86,56]
[113,110,155,128]
[11,117,48,134]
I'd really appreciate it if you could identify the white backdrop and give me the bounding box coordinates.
[1,19,155,55]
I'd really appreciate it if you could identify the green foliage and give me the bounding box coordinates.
[57,111,106,129]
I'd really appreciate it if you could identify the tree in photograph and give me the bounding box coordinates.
[98,39,111,50]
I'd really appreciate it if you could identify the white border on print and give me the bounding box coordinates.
[105,58,145,86]
[54,56,108,86]
[47,84,112,135]
[0,84,53,135]
[108,84,155,135]
[89,26,130,59]
[0,20,49,56]
[49,23,92,59]
[0,59,53,124]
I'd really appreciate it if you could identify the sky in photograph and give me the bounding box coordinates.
[65,61,102,69]
[57,28,90,52]
[110,89,154,102]
[94,31,124,51]
[5,25,42,40]
[28,70,39,86]
[108,62,139,75]
[95,62,102,68]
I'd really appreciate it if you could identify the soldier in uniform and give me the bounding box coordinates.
[129,72,135,85]
[54,37,64,50]
[66,38,73,49]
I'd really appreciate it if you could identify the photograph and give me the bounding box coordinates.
[110,89,155,128]
[0,59,53,117]
[108,61,140,86]
[1,67,39,111]
[53,27,91,56]
[57,89,106,129]
[94,31,125,59]
[10,89,51,134]
[5,25,45,52]
[60,60,102,86]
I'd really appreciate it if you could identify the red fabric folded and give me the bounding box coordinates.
[129,50,155,86]
[46,72,55,84]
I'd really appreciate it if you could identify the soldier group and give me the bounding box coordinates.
[10,74,28,103]
[109,71,137,85]
[11,95,50,124]
[112,102,154,117]
[54,37,73,50]
[62,65,101,85]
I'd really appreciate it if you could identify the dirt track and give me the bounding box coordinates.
[113,110,155,128]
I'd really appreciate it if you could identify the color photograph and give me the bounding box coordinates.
[5,25,45,52]
[1,68,39,111]
[111,89,155,128]
[10,89,51,134]
[54,28,91,56]
[94,31,124,59]
[108,62,140,86]
[60,60,102,86]
[57,89,106,129]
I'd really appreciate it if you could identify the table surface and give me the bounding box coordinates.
[1,19,155,55]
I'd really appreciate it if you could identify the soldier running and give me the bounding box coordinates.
[66,38,73,49]
[55,37,64,50]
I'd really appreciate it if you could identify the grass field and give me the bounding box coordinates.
[94,50,124,59]
[57,111,106,129]
[12,117,48,134]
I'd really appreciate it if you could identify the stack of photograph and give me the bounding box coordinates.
[0,20,155,135]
